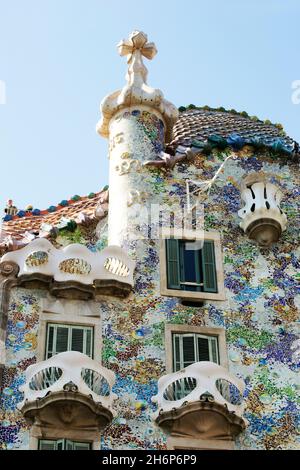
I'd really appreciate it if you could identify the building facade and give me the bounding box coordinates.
[0,31,299,451]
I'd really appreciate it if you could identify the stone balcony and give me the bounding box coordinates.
[18,351,117,439]
[152,362,247,449]
[0,238,135,298]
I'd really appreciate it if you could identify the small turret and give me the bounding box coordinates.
[4,200,18,217]
[96,31,178,247]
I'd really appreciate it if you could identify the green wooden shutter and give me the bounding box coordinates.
[209,336,219,364]
[173,334,181,371]
[182,335,196,367]
[46,325,55,359]
[71,327,84,353]
[201,240,217,293]
[55,326,69,354]
[85,329,92,358]
[197,337,210,361]
[166,239,181,289]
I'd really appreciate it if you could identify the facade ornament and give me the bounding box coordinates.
[0,260,19,278]
[97,31,178,141]
[238,173,287,246]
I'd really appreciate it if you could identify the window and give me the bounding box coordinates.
[170,332,220,401]
[173,333,219,371]
[39,439,91,450]
[166,239,217,292]
[165,325,227,374]
[45,323,94,359]
[160,231,225,301]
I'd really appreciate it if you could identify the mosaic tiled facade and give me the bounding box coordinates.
[1,148,299,450]
[0,31,299,450]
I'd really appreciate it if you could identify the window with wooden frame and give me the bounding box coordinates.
[173,333,219,372]
[171,332,220,400]
[45,323,94,359]
[160,230,225,301]
[38,439,91,450]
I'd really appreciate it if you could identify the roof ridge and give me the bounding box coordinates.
[178,104,286,135]
[3,186,109,222]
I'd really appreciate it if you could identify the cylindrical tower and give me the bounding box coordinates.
[96,31,178,248]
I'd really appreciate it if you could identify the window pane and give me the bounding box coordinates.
[179,241,202,292]
[182,336,196,367]
[71,328,84,353]
[57,440,64,450]
[72,442,91,450]
[182,245,197,283]
[55,327,69,354]
[39,440,57,450]
[65,440,74,450]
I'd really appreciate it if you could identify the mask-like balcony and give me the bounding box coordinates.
[152,362,247,449]
[0,238,135,298]
[238,176,287,247]
[18,351,117,436]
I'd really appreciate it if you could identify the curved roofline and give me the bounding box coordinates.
[177,104,286,133]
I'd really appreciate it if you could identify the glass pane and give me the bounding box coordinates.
[71,328,84,353]
[179,241,202,292]
[57,440,64,450]
[65,440,74,450]
[72,442,91,450]
[55,327,69,354]
[39,440,57,450]
[183,247,197,282]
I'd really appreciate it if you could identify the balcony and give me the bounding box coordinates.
[152,362,247,449]
[18,351,117,438]
[0,238,135,298]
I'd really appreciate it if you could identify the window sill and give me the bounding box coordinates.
[160,286,226,301]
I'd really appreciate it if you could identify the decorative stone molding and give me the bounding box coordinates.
[238,174,287,246]
[0,238,135,298]
[97,31,178,141]
[0,261,19,389]
[152,362,246,445]
[18,351,117,431]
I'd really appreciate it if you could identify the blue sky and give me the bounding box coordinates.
[0,0,299,212]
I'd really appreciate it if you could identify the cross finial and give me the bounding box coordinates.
[117,31,157,85]
[118,31,157,62]
[97,31,178,139]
